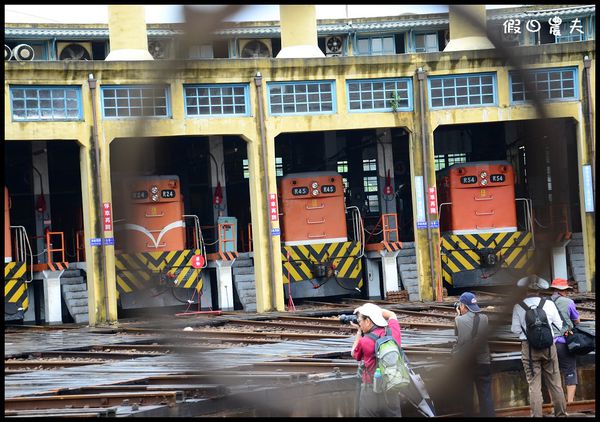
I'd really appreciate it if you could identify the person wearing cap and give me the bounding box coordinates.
[549,278,581,403]
[350,303,402,417]
[511,276,567,417]
[452,292,495,417]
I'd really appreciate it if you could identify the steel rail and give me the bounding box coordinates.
[4,391,182,411]
[438,399,596,417]
[118,326,350,340]
[224,318,354,332]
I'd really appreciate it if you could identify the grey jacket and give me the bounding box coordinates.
[453,311,491,365]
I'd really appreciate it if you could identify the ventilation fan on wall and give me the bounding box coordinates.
[13,44,35,61]
[240,39,272,58]
[325,36,343,56]
[58,42,92,60]
[148,40,169,59]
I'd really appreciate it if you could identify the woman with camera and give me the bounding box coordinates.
[349,303,402,417]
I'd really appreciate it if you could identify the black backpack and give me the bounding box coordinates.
[519,298,554,350]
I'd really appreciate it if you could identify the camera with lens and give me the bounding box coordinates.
[454,301,461,311]
[339,314,358,324]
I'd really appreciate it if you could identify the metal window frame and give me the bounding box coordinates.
[183,83,250,117]
[100,84,171,119]
[354,34,396,56]
[413,31,439,53]
[509,66,578,105]
[267,80,336,116]
[428,72,498,109]
[346,77,413,113]
[10,85,83,122]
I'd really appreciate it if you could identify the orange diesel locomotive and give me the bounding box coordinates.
[437,161,533,288]
[279,171,364,298]
[114,175,206,308]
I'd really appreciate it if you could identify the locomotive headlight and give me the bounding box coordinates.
[311,182,318,189]
[480,171,487,179]
[151,186,159,194]
[151,194,159,202]
[481,179,488,186]
[312,189,319,196]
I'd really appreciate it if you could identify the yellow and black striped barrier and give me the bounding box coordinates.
[4,261,29,314]
[440,231,534,285]
[115,249,204,296]
[382,241,403,253]
[281,241,363,288]
[48,262,69,271]
[218,251,238,261]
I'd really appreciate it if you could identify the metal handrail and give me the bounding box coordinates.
[346,206,364,258]
[515,198,534,250]
[182,214,207,268]
[381,213,399,243]
[10,226,32,283]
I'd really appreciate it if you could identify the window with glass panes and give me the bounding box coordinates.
[102,85,169,118]
[268,81,334,115]
[243,157,282,178]
[10,86,82,121]
[184,84,249,116]
[429,73,496,108]
[337,160,349,194]
[414,33,438,52]
[555,20,585,43]
[363,159,379,213]
[434,153,467,171]
[510,67,577,103]
[356,36,395,55]
[347,78,411,112]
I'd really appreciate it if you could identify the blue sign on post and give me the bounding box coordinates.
[104,237,114,245]
[429,220,439,228]
[416,221,428,229]
[271,227,281,236]
[90,238,102,247]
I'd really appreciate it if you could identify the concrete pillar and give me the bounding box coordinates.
[209,136,228,225]
[551,240,570,280]
[324,132,338,171]
[444,5,494,51]
[380,250,401,293]
[376,129,397,215]
[105,5,154,61]
[215,260,234,311]
[32,142,50,262]
[277,5,325,58]
[42,270,63,324]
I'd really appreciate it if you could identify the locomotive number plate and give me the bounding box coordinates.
[321,185,336,193]
[131,190,148,200]
[460,176,477,184]
[161,189,176,198]
[490,174,505,183]
[292,187,309,196]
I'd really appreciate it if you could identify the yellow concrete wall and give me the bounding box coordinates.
[5,40,595,320]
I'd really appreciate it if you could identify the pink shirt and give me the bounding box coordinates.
[352,318,402,384]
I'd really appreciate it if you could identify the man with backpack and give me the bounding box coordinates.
[350,303,402,417]
[549,278,581,403]
[511,276,567,417]
[452,291,496,416]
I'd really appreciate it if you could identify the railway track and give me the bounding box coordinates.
[5,299,595,417]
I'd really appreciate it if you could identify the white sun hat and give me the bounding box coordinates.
[353,303,387,327]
